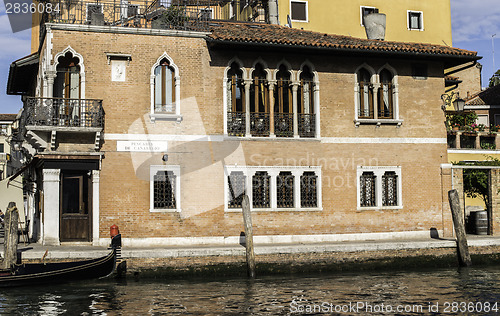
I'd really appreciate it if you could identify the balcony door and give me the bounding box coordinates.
[54,52,81,126]
[60,170,91,241]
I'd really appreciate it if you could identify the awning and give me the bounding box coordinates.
[7,52,39,95]
[7,157,38,186]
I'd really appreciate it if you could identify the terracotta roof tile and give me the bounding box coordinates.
[0,114,17,121]
[207,22,478,58]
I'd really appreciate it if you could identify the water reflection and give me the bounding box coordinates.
[1,266,500,315]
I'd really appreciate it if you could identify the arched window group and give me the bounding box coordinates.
[226,60,318,138]
[356,66,397,121]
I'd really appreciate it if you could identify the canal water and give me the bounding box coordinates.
[2,266,500,315]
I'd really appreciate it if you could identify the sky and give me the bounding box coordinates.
[0,0,499,114]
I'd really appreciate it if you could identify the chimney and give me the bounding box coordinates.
[364,13,386,40]
[268,0,279,25]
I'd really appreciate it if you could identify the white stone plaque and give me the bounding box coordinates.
[111,60,126,82]
[117,141,168,152]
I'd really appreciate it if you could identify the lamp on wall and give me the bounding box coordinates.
[441,92,465,112]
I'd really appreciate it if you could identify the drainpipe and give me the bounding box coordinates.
[268,0,279,25]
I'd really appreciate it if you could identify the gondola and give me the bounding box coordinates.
[0,235,120,287]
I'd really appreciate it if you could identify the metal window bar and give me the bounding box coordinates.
[25,97,104,128]
[360,172,376,207]
[228,171,246,208]
[277,171,294,208]
[250,113,270,137]
[274,113,293,137]
[227,112,246,136]
[252,171,270,208]
[382,171,398,206]
[298,113,315,138]
[154,170,176,209]
[300,171,317,208]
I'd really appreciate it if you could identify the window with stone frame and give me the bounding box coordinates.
[300,171,317,208]
[277,171,294,208]
[378,69,394,119]
[227,62,246,137]
[274,64,294,137]
[408,11,423,30]
[154,58,176,114]
[228,171,246,208]
[298,66,316,138]
[249,63,270,137]
[252,171,271,208]
[150,165,180,212]
[357,167,401,209]
[357,68,374,119]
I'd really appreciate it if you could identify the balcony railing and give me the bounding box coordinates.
[227,112,245,137]
[40,0,267,33]
[447,131,499,150]
[25,97,104,129]
[298,113,315,138]
[274,113,293,138]
[250,113,270,137]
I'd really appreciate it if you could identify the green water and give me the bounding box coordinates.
[1,266,500,315]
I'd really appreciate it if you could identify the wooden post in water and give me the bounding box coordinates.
[3,202,19,270]
[242,195,256,278]
[448,190,472,267]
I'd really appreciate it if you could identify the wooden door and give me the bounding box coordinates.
[60,171,91,241]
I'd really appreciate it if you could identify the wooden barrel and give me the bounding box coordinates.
[475,210,488,235]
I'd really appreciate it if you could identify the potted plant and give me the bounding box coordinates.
[452,123,460,131]
[478,124,486,132]
[470,123,479,131]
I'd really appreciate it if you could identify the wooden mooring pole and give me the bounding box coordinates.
[242,195,256,278]
[448,190,472,267]
[3,202,19,270]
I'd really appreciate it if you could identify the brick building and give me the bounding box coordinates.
[7,1,479,246]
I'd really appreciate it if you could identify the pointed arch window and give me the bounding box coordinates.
[298,66,315,138]
[249,64,270,136]
[154,58,176,113]
[274,64,293,137]
[227,62,246,136]
[54,52,81,99]
[357,68,373,119]
[378,69,394,119]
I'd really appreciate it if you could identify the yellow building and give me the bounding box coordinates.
[279,0,452,45]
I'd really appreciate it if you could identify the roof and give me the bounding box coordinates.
[466,84,500,106]
[206,22,479,64]
[7,52,39,95]
[0,114,17,122]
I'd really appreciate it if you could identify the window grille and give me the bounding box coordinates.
[300,171,317,208]
[382,171,398,206]
[252,171,270,208]
[277,171,294,208]
[360,172,376,207]
[357,68,373,119]
[154,170,176,209]
[228,171,246,208]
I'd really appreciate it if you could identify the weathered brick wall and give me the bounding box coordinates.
[46,29,450,240]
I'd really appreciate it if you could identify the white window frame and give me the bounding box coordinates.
[354,64,402,126]
[477,114,489,127]
[150,52,182,122]
[360,6,378,26]
[290,0,308,22]
[356,166,402,211]
[150,165,181,213]
[407,10,424,31]
[224,165,322,212]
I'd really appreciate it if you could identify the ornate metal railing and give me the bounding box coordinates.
[227,112,246,137]
[274,113,293,138]
[298,113,315,138]
[24,97,104,128]
[40,0,267,33]
[250,112,270,137]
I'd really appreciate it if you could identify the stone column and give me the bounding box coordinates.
[268,81,276,137]
[92,170,100,245]
[488,169,500,235]
[372,83,380,120]
[292,170,302,209]
[244,80,251,137]
[292,83,299,137]
[269,170,279,210]
[42,169,60,246]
